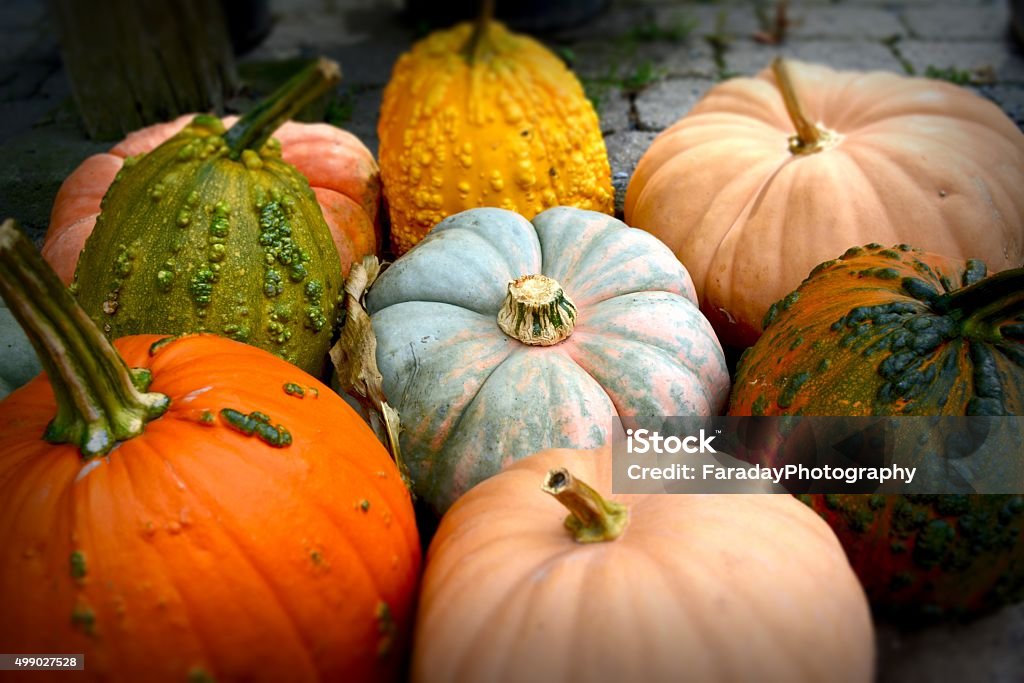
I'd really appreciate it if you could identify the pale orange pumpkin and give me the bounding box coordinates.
[625,58,1024,347]
[413,444,874,683]
[44,114,380,284]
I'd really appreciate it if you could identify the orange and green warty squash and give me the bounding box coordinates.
[626,58,1024,348]
[52,60,364,376]
[364,206,729,512]
[729,244,1024,616]
[413,445,875,682]
[0,220,420,682]
[378,7,613,255]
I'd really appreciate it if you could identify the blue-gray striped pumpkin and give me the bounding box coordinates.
[1,298,40,399]
[366,206,730,512]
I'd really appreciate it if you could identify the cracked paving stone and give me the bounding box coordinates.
[898,40,1024,83]
[593,87,631,135]
[787,6,905,40]
[902,5,1012,41]
[634,78,715,131]
[603,130,659,217]
[722,39,904,77]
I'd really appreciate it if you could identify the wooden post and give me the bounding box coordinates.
[48,0,240,140]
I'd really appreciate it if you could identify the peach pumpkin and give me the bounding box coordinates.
[413,444,875,683]
[625,58,1024,347]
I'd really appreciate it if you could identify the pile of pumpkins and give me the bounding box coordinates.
[1,10,1023,682]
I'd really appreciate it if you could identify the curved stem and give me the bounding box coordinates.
[0,220,169,458]
[462,0,496,64]
[224,57,342,157]
[496,274,577,346]
[542,468,629,543]
[772,57,837,154]
[936,267,1024,341]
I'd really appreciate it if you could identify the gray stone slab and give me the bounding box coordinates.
[652,4,762,42]
[548,5,658,41]
[0,58,61,103]
[794,40,905,73]
[902,5,1012,41]
[899,40,1024,83]
[881,0,1000,4]
[788,6,905,40]
[594,87,632,134]
[246,36,405,87]
[724,39,906,76]
[876,603,1024,683]
[572,38,717,82]
[634,77,714,131]
[658,40,719,78]
[337,86,383,158]
[603,130,658,216]
[719,39,781,77]
[0,0,46,30]
[0,121,109,245]
[0,28,38,63]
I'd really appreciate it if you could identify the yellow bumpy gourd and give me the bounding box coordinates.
[379,18,614,255]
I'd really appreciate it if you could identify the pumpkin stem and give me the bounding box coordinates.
[0,219,169,458]
[936,267,1024,343]
[224,57,342,158]
[542,468,629,543]
[771,57,841,155]
[462,0,496,64]
[496,274,577,346]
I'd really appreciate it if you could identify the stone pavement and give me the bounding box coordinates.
[1,0,1023,680]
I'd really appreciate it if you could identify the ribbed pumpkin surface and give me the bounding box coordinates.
[626,60,1024,347]
[366,207,729,512]
[0,333,421,682]
[413,446,874,683]
[378,21,613,255]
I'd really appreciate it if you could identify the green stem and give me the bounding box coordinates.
[936,267,1024,342]
[462,0,496,64]
[224,57,342,157]
[0,220,169,458]
[542,468,629,543]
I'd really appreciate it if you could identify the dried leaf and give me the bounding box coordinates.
[330,256,414,493]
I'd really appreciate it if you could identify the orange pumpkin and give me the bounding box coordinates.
[625,58,1024,347]
[413,444,874,683]
[0,220,419,682]
[43,113,380,284]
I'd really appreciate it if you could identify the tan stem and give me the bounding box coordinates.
[542,468,629,543]
[772,57,839,155]
[496,274,576,346]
